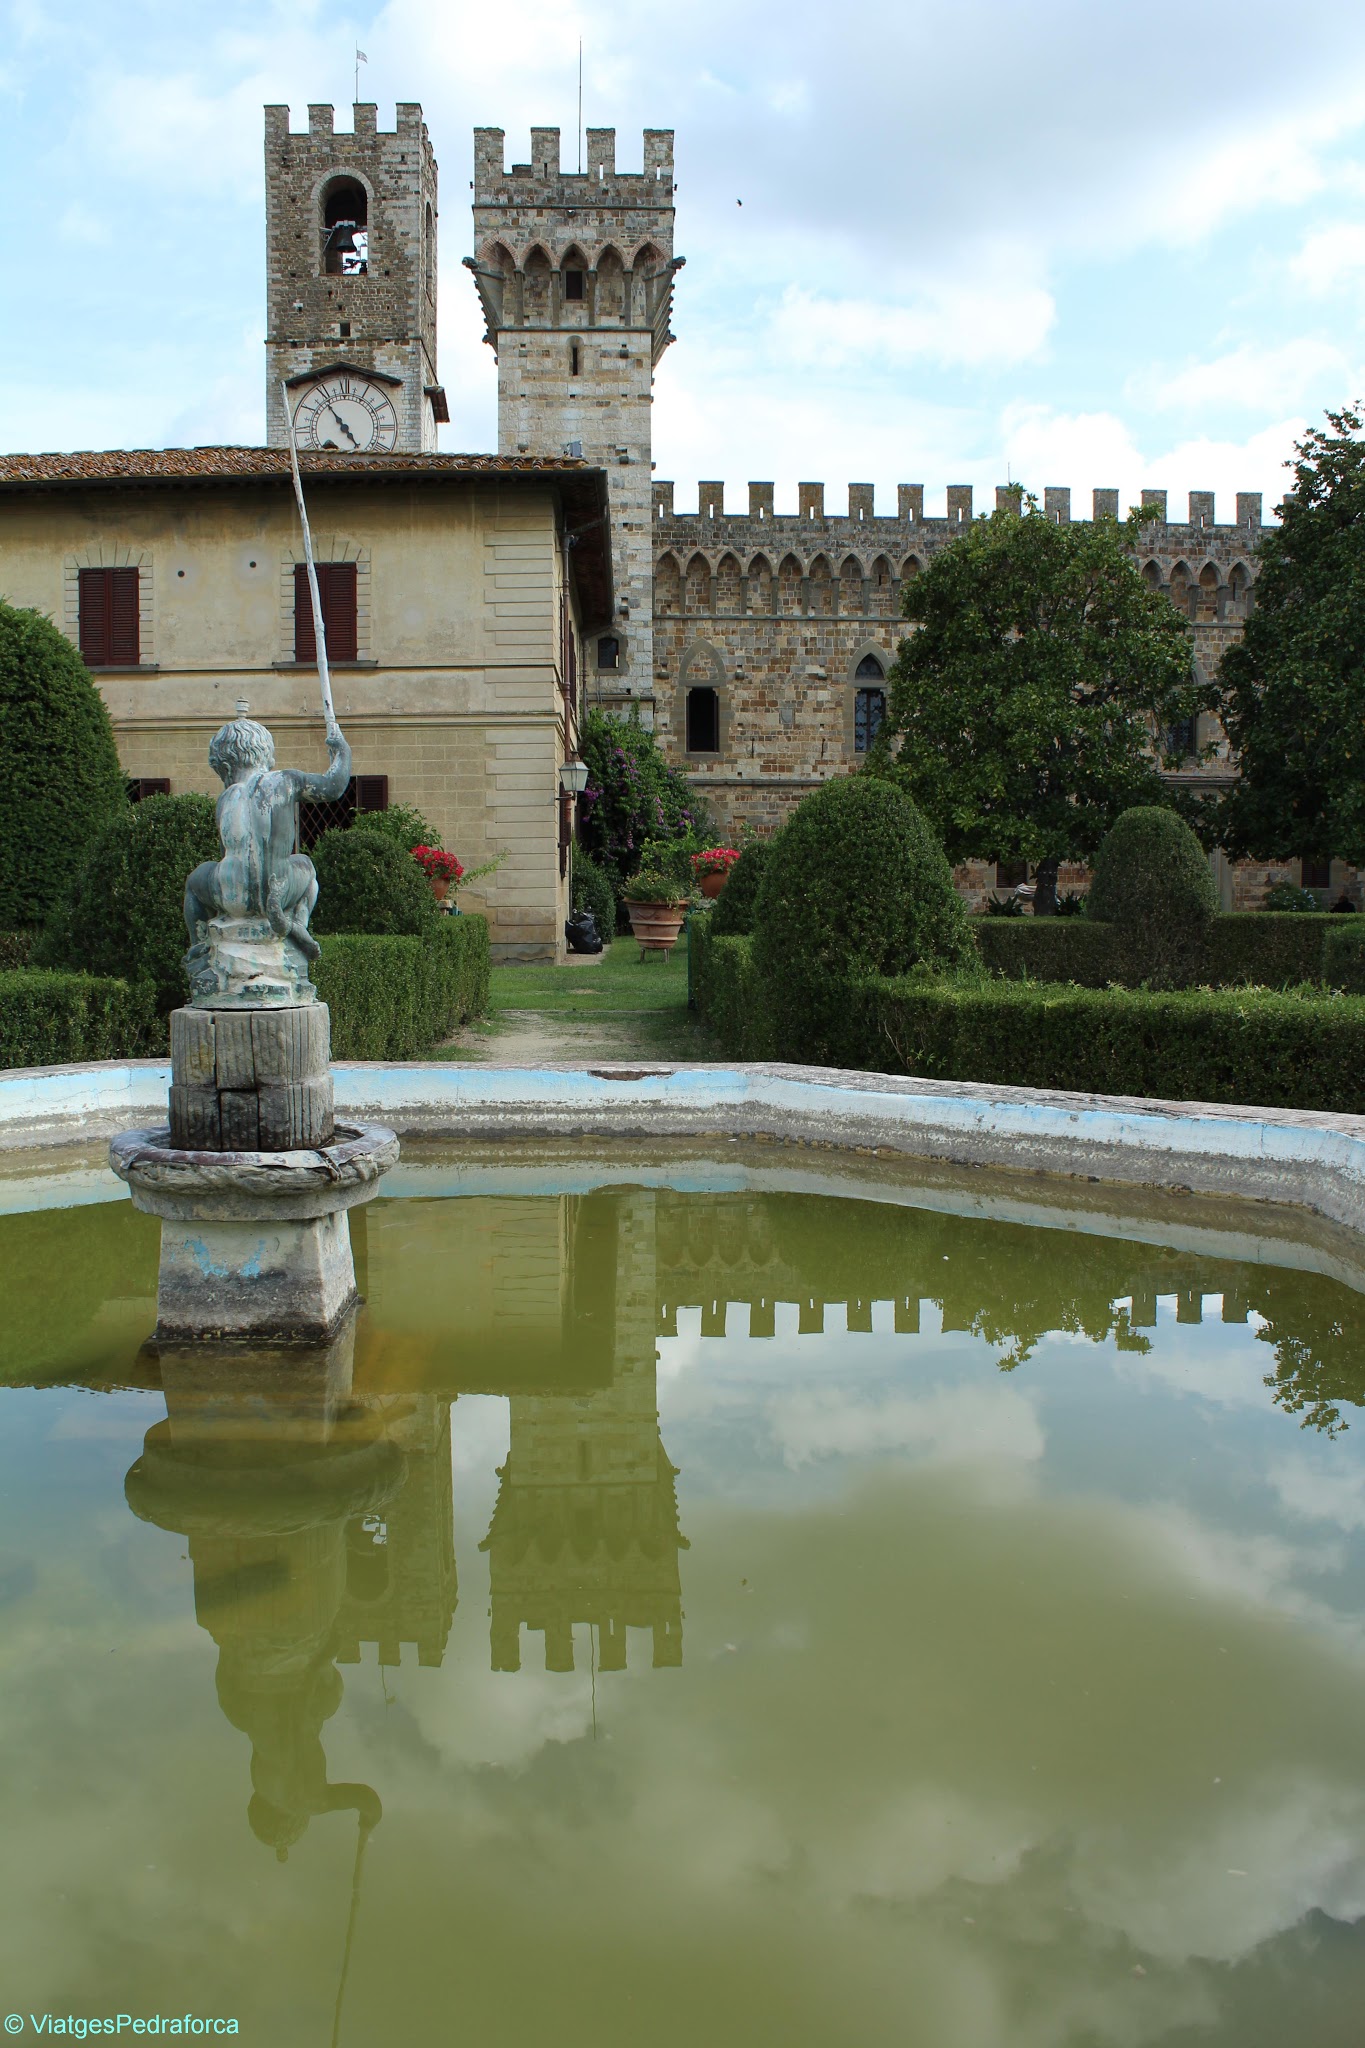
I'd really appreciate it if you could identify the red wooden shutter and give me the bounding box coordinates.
[109,569,139,664]
[78,568,109,664]
[79,568,139,665]
[294,563,357,663]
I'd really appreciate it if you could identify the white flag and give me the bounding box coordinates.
[357,47,367,62]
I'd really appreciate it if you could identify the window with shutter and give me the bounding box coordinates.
[126,777,170,803]
[79,567,140,667]
[294,563,358,664]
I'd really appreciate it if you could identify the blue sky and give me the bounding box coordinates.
[5,0,1365,522]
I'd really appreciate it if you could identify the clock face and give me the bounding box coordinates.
[292,373,399,453]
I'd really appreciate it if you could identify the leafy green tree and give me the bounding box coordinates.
[1216,406,1365,864]
[0,600,129,930]
[578,708,707,901]
[870,503,1205,912]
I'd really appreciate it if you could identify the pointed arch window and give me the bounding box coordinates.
[686,687,720,753]
[854,654,886,753]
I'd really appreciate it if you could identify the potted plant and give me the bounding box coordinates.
[411,844,464,904]
[690,846,740,900]
[623,862,692,958]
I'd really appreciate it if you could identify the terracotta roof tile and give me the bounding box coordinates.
[0,445,591,485]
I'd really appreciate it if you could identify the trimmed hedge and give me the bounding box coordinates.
[976,912,1338,990]
[1323,921,1365,995]
[312,914,490,1058]
[708,837,773,937]
[1088,806,1217,987]
[689,922,773,1058]
[693,932,1365,1113]
[0,969,156,1069]
[312,826,439,938]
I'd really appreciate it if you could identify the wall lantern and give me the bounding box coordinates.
[559,758,590,797]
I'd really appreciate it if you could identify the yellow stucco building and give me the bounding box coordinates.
[0,447,611,960]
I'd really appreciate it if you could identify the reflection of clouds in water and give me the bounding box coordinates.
[1270,1454,1365,1532]
[768,1382,1045,1475]
[1108,1316,1275,1411]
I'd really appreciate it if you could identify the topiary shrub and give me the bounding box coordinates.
[571,847,615,940]
[1322,922,1365,995]
[0,600,129,930]
[1087,806,1218,987]
[353,801,439,856]
[34,792,220,1019]
[709,836,775,937]
[751,776,975,1063]
[311,826,439,937]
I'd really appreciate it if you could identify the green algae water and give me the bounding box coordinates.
[4,1143,1365,2047]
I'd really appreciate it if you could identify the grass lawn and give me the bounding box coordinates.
[490,930,692,1013]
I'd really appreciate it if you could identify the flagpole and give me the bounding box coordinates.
[281,380,338,735]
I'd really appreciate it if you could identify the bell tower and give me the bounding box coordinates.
[264,102,446,452]
[467,125,681,709]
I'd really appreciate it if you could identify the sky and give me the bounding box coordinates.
[5,0,1365,522]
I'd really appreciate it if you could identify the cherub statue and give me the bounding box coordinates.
[184,705,351,1004]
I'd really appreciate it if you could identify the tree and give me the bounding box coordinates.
[1215,405,1365,865]
[870,503,1205,912]
[0,600,129,930]
[577,708,706,901]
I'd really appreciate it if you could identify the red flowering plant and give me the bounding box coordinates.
[690,847,741,878]
[411,845,464,884]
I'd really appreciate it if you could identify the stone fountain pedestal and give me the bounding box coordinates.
[111,995,397,1344]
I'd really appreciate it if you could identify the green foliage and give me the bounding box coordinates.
[34,793,220,1018]
[0,969,156,1069]
[693,937,1365,1113]
[1087,806,1218,987]
[623,860,691,904]
[311,826,439,937]
[0,601,130,930]
[0,931,34,969]
[570,846,615,939]
[751,776,975,1062]
[355,802,440,855]
[984,893,1026,917]
[1056,891,1088,918]
[312,915,490,1057]
[578,708,708,899]
[1216,406,1365,864]
[1262,880,1322,913]
[976,912,1334,991]
[708,835,774,937]
[871,503,1204,898]
[687,925,774,1058]
[1322,921,1365,994]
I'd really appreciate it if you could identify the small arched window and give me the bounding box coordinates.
[597,634,619,670]
[322,177,368,275]
[854,675,886,753]
[686,686,720,753]
[570,341,581,378]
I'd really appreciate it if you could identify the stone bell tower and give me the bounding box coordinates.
[467,125,682,709]
[264,102,446,452]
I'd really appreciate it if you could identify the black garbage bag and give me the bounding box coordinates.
[565,909,604,954]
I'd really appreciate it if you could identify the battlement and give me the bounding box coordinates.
[654,481,1265,533]
[264,101,426,146]
[473,125,674,204]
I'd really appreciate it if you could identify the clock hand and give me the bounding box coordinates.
[327,403,361,448]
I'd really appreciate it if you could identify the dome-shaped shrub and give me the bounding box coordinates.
[1088,806,1217,986]
[751,776,974,1062]
[311,826,438,937]
[35,792,220,1016]
[709,835,775,937]
[0,600,129,930]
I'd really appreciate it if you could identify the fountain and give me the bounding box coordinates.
[110,408,397,1342]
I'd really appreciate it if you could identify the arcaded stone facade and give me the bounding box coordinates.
[264,102,443,452]
[467,125,681,707]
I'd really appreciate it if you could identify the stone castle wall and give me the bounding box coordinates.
[264,102,440,451]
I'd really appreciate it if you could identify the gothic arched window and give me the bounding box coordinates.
[686,686,720,753]
[854,655,886,753]
[597,634,620,671]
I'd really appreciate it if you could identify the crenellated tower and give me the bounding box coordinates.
[264,102,445,453]
[467,125,681,709]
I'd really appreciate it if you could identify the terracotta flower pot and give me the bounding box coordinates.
[626,901,687,957]
[430,877,450,903]
[699,870,728,899]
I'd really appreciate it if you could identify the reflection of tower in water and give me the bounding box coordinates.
[481,1188,688,1672]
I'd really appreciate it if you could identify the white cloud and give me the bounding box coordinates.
[769,1381,1045,1473]
[1132,339,1351,415]
[770,272,1056,373]
[1291,220,1365,293]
